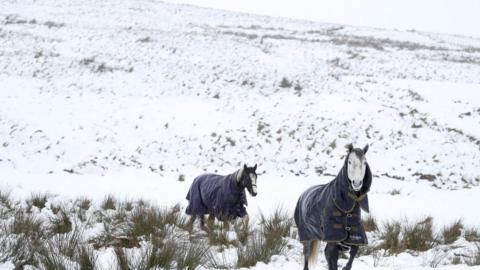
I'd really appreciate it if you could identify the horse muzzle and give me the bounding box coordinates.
[352,181,363,191]
[248,186,258,197]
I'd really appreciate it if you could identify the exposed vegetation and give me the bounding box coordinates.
[442,219,463,244]
[0,192,478,269]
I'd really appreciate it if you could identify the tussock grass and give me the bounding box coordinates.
[234,218,252,245]
[11,212,45,237]
[49,210,73,234]
[101,195,116,210]
[207,223,231,246]
[237,232,285,268]
[28,193,48,210]
[260,207,293,241]
[402,217,437,251]
[442,219,463,244]
[380,217,439,254]
[77,246,98,270]
[175,241,211,270]
[363,215,378,232]
[3,188,475,269]
[0,190,12,209]
[467,244,480,266]
[77,197,92,211]
[129,205,172,240]
[114,241,210,270]
[465,227,480,242]
[237,208,291,268]
[279,77,292,88]
[451,256,462,265]
[380,220,402,254]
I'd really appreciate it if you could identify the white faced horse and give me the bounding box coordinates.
[294,144,372,270]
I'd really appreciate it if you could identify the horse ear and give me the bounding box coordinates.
[243,164,247,170]
[363,144,369,154]
[345,143,354,153]
[253,164,257,171]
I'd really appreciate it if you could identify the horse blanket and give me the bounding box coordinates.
[294,161,372,245]
[185,171,248,221]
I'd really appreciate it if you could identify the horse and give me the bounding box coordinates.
[185,164,258,230]
[294,144,372,270]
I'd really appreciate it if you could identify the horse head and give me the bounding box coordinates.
[345,143,369,192]
[237,164,258,197]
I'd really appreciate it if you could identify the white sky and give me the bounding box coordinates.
[163,0,480,38]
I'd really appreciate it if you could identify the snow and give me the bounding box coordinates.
[1,0,480,269]
[162,0,480,38]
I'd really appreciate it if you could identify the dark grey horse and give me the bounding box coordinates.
[294,144,372,270]
[186,164,258,229]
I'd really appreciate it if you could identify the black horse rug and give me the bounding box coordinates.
[185,171,248,221]
[294,161,372,245]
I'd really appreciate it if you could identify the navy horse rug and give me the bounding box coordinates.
[294,158,372,245]
[185,171,248,221]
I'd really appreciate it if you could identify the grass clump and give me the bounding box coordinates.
[380,220,402,254]
[114,241,209,270]
[77,197,92,211]
[465,227,480,242]
[49,210,73,234]
[207,223,231,246]
[175,241,211,270]
[279,77,292,88]
[401,217,437,251]
[28,193,48,210]
[0,190,12,209]
[237,209,291,268]
[234,218,252,245]
[101,195,116,210]
[237,232,282,268]
[467,244,480,266]
[442,219,463,244]
[363,215,378,232]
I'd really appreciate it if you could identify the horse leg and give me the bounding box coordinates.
[207,214,216,230]
[325,242,339,270]
[187,215,196,232]
[243,215,250,226]
[200,215,206,230]
[342,245,358,270]
[223,220,231,230]
[302,240,312,270]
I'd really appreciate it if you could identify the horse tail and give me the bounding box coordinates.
[308,240,320,266]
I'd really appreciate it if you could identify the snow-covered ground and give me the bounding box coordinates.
[1,0,480,269]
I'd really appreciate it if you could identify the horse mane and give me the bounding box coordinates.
[236,166,244,182]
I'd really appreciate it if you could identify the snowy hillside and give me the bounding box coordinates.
[1,0,480,269]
